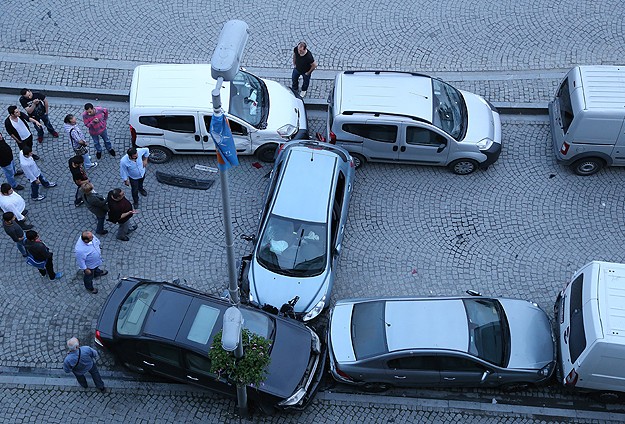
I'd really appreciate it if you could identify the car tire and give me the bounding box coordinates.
[449,159,478,175]
[351,153,365,169]
[591,391,624,403]
[500,382,533,392]
[571,157,604,176]
[362,382,392,393]
[255,143,279,163]
[147,146,173,164]
[254,400,278,416]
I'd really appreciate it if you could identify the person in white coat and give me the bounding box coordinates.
[19,145,56,200]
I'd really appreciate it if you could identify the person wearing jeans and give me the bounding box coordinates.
[62,337,106,392]
[81,182,108,235]
[0,132,24,191]
[64,114,97,169]
[3,212,27,257]
[291,41,317,97]
[120,147,150,208]
[106,188,138,241]
[74,231,108,294]
[4,105,41,160]
[19,146,56,201]
[82,103,115,159]
[18,89,59,143]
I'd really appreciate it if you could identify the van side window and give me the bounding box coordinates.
[342,124,397,143]
[331,171,346,247]
[568,273,587,363]
[228,120,248,136]
[139,115,195,133]
[406,127,446,146]
[557,79,575,135]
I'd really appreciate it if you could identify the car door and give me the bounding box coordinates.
[385,354,441,387]
[360,121,400,161]
[136,340,186,382]
[139,113,201,153]
[437,354,495,387]
[399,124,450,164]
[200,114,253,154]
[183,350,236,397]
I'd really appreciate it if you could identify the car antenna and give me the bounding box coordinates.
[138,297,157,313]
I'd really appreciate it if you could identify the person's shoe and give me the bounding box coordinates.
[117,236,130,241]
[87,162,98,170]
[109,149,116,157]
[96,151,102,159]
[139,189,147,197]
[89,288,99,294]
[129,224,138,232]
[96,230,108,235]
[32,154,40,161]
[22,209,28,215]
[51,131,59,138]
[15,169,24,176]
[75,200,84,207]
[300,90,307,97]
[133,202,139,209]
[99,270,109,277]
[46,182,57,188]
[22,253,28,257]
[98,387,107,393]
[37,136,44,143]
[53,272,63,280]
[33,195,46,201]
[14,184,24,191]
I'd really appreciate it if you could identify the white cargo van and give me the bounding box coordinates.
[129,64,308,163]
[549,65,625,176]
[555,261,625,401]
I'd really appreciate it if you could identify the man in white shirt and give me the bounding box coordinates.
[19,145,56,201]
[0,183,33,229]
[120,147,150,208]
[4,105,41,160]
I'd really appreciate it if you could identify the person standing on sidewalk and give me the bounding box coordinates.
[106,188,138,241]
[75,231,108,294]
[0,132,24,191]
[64,114,97,169]
[3,211,27,257]
[18,89,60,143]
[62,337,106,392]
[82,103,115,160]
[19,146,57,201]
[24,230,63,280]
[81,182,108,236]
[291,41,317,98]
[120,147,149,209]
[0,183,33,230]
[4,105,41,160]
[69,155,89,207]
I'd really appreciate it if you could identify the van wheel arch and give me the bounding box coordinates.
[571,157,605,176]
[255,143,279,163]
[147,146,173,164]
[351,153,366,169]
[449,158,478,175]
[591,390,624,403]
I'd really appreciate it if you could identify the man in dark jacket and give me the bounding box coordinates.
[3,211,27,257]
[69,155,89,207]
[0,132,24,191]
[107,188,138,241]
[19,89,59,143]
[4,105,41,160]
[81,182,108,235]
[24,230,63,280]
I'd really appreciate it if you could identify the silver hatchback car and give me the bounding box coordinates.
[328,294,555,391]
[245,140,355,321]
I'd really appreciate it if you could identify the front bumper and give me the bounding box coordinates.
[479,141,502,169]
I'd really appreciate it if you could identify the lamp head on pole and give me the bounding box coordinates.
[211,20,249,82]
[221,306,244,352]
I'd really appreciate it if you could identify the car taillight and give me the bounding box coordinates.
[130,125,137,144]
[94,330,104,347]
[335,366,354,382]
[560,141,570,155]
[329,131,336,144]
[564,368,578,386]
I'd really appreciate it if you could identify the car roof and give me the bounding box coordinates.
[271,146,338,223]
[336,71,434,121]
[384,299,469,352]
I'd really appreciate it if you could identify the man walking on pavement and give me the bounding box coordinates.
[64,114,97,169]
[291,41,317,98]
[63,337,106,392]
[3,211,27,257]
[106,188,138,241]
[0,132,24,191]
[82,103,115,160]
[75,230,108,294]
[19,146,57,201]
[4,105,41,160]
[0,183,33,230]
[24,230,63,280]
[120,147,149,209]
[69,155,89,207]
[19,88,60,143]
[81,182,109,236]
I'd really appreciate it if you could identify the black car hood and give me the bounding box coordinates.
[261,319,312,398]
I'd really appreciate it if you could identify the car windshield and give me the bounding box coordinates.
[229,70,268,128]
[431,79,466,141]
[463,298,509,367]
[256,214,327,277]
[116,284,160,336]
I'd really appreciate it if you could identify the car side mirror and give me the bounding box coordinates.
[240,234,256,243]
[334,245,342,258]
[480,370,491,383]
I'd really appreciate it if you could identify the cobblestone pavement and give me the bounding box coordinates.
[1,0,624,422]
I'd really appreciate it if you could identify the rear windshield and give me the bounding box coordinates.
[116,284,160,336]
[556,78,574,135]
[568,273,587,363]
[351,301,387,359]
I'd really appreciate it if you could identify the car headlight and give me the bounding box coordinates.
[476,138,494,150]
[277,124,297,139]
[303,297,326,322]
[278,387,307,406]
[539,362,555,377]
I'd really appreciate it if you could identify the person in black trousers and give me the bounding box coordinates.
[24,230,63,280]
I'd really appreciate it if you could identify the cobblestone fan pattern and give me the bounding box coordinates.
[0,1,622,73]
[0,385,619,424]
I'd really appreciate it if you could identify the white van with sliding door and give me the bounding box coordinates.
[555,261,625,401]
[549,65,625,176]
[129,64,308,163]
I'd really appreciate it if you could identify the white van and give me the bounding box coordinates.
[555,261,625,401]
[549,65,625,176]
[129,64,308,163]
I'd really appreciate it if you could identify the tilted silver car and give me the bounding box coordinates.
[245,140,355,321]
[328,295,556,391]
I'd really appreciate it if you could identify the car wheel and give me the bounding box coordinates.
[449,159,478,175]
[362,382,392,393]
[147,146,173,164]
[591,391,624,403]
[571,157,604,176]
[351,153,365,169]
[254,400,278,416]
[255,143,279,163]
[500,382,533,392]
